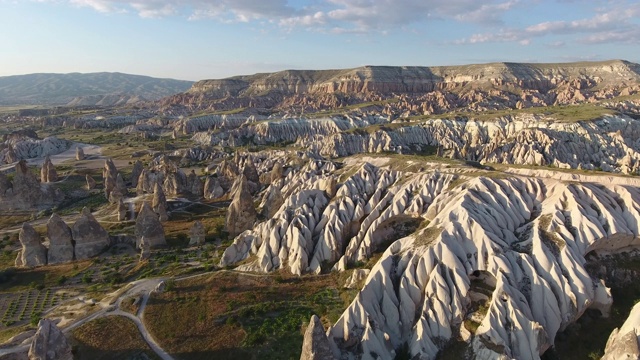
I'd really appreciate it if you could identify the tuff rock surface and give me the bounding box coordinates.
[189,220,206,246]
[225,175,257,238]
[72,207,110,260]
[0,160,60,211]
[40,156,57,183]
[28,319,72,360]
[46,214,74,264]
[603,302,640,360]
[75,146,85,161]
[85,174,96,190]
[216,156,640,359]
[135,202,166,248]
[300,315,336,360]
[16,223,47,267]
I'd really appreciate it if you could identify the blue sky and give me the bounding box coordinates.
[0,0,639,81]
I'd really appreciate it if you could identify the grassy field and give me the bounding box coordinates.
[69,316,160,360]
[144,270,355,360]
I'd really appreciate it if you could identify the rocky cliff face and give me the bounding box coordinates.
[215,155,640,359]
[0,160,62,211]
[193,113,640,175]
[162,60,640,114]
[0,135,70,165]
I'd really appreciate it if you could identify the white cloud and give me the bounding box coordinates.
[65,0,297,21]
[47,0,521,30]
[458,2,640,45]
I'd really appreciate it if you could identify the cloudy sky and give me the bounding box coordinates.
[1,0,639,80]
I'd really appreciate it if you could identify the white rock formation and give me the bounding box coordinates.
[16,223,47,267]
[221,162,455,276]
[46,214,74,265]
[602,302,640,360]
[325,175,640,360]
[28,319,73,360]
[72,207,110,260]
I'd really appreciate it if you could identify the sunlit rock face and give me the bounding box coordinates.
[215,155,640,359]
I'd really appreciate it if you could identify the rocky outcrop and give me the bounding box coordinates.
[46,214,73,265]
[1,160,60,211]
[225,175,257,238]
[103,158,118,199]
[75,146,85,161]
[186,170,204,196]
[72,207,110,260]
[261,185,284,219]
[152,183,168,221]
[85,174,96,190]
[130,160,143,187]
[204,176,224,200]
[1,136,69,165]
[292,114,640,174]
[321,174,640,360]
[166,60,639,116]
[139,236,151,261]
[40,156,57,183]
[16,223,47,267]
[28,319,72,360]
[300,315,336,360]
[222,162,451,275]
[602,304,640,360]
[117,199,127,221]
[135,202,166,248]
[189,221,206,246]
[271,161,284,183]
[603,302,640,360]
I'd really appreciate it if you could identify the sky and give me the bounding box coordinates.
[0,0,639,81]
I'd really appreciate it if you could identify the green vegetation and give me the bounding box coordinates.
[414,226,443,247]
[546,283,640,359]
[404,102,618,123]
[144,271,354,360]
[69,316,160,360]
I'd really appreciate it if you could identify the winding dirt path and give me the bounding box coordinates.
[0,278,174,360]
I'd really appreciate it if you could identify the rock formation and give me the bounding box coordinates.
[72,207,110,260]
[261,185,284,219]
[115,173,127,195]
[271,161,284,183]
[212,157,640,359]
[152,183,168,221]
[603,302,640,360]
[300,315,336,360]
[186,170,204,196]
[130,160,143,187]
[165,60,640,115]
[139,236,151,261]
[117,199,127,221]
[103,158,118,199]
[135,202,166,248]
[85,174,96,190]
[204,176,224,200]
[2,160,60,211]
[40,156,57,183]
[28,319,73,360]
[225,175,257,238]
[189,220,206,246]
[1,135,69,165]
[46,214,74,265]
[75,146,85,161]
[16,223,47,267]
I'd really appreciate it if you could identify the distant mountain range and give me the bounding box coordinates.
[0,72,193,106]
